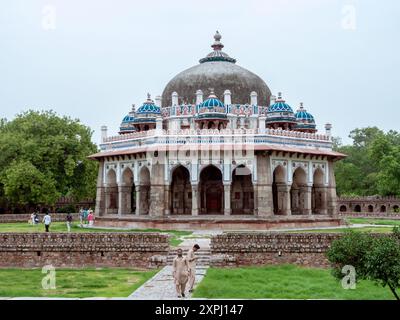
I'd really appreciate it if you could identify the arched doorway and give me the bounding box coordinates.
[171,166,192,215]
[106,169,118,214]
[231,165,254,215]
[272,165,287,215]
[122,168,135,214]
[340,205,347,212]
[393,205,399,213]
[199,165,223,214]
[291,167,307,215]
[312,168,326,214]
[354,204,361,212]
[139,166,150,215]
[368,205,374,213]
[380,205,386,213]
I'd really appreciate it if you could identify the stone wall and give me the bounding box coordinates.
[211,233,342,268]
[0,213,80,223]
[337,196,400,214]
[0,233,169,269]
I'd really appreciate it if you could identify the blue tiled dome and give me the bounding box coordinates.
[121,115,135,123]
[268,101,294,113]
[294,103,317,132]
[137,101,161,114]
[295,104,315,123]
[200,96,225,109]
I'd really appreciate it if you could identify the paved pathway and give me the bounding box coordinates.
[129,233,217,300]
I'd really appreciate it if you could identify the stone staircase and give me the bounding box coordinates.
[167,248,211,266]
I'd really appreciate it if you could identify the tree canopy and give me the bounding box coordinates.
[327,228,400,300]
[0,110,98,210]
[334,127,400,197]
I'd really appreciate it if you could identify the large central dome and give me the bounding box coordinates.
[162,32,271,107]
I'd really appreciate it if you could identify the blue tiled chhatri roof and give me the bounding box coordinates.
[200,97,225,109]
[122,115,135,123]
[137,102,161,114]
[267,101,294,113]
[295,109,315,122]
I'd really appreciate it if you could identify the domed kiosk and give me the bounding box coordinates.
[162,31,271,107]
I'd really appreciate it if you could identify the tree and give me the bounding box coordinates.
[0,110,98,210]
[334,127,400,196]
[327,230,400,300]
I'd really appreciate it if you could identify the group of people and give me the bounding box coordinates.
[173,244,200,298]
[79,208,95,227]
[29,211,52,232]
[28,208,94,232]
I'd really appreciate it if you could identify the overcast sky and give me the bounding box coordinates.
[0,0,399,145]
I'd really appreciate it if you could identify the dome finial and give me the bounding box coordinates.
[299,102,304,110]
[147,93,151,100]
[211,31,224,51]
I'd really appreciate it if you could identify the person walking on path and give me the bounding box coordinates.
[87,210,94,227]
[79,208,84,227]
[173,248,189,298]
[42,212,51,232]
[187,244,200,293]
[66,212,73,232]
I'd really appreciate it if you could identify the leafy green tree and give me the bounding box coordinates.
[327,230,400,300]
[0,110,98,210]
[365,236,400,300]
[334,127,400,196]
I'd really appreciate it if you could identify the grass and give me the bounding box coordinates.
[0,222,192,247]
[0,268,157,298]
[192,264,395,300]
[345,217,400,226]
[285,226,394,233]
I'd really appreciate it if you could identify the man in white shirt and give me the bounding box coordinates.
[43,212,51,232]
[187,244,200,293]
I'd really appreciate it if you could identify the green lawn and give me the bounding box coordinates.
[0,268,157,298]
[345,217,400,226]
[285,226,394,233]
[193,264,395,300]
[0,222,192,246]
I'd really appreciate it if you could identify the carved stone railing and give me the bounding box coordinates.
[103,128,331,144]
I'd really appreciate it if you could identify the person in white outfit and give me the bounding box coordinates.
[187,244,200,293]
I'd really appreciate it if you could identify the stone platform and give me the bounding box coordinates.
[95,215,344,231]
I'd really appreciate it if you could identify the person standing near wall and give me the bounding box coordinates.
[42,212,51,232]
[66,212,73,232]
[87,210,94,227]
[173,248,189,298]
[187,244,200,293]
[79,208,84,227]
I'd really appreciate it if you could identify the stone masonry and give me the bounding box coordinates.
[0,233,169,269]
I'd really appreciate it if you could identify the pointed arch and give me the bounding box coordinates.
[291,167,307,214]
[312,168,326,214]
[138,166,151,215]
[199,165,223,214]
[272,165,288,215]
[231,165,254,215]
[171,165,192,215]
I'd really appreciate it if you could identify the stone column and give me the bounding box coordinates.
[327,161,338,216]
[301,185,312,215]
[224,183,231,216]
[118,185,124,216]
[256,154,273,216]
[164,184,171,216]
[135,185,141,215]
[277,184,291,215]
[95,160,106,216]
[192,184,199,216]
[253,183,259,215]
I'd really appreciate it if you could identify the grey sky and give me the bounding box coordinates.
[1,0,399,145]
